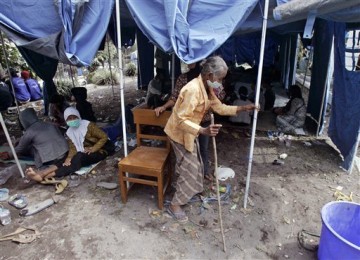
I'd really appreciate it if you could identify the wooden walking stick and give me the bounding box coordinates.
[211,113,226,252]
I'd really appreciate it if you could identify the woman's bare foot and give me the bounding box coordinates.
[25,167,43,182]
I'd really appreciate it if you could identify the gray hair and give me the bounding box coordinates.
[200,56,228,77]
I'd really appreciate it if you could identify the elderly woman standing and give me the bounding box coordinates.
[26,107,112,182]
[164,56,256,222]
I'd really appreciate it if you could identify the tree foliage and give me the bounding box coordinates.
[0,34,27,73]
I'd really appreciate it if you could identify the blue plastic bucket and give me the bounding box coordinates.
[318,201,360,260]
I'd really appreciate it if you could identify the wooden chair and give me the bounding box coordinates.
[118,108,172,209]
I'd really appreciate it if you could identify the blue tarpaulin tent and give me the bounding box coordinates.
[1,0,360,174]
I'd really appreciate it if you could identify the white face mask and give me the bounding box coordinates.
[207,79,222,89]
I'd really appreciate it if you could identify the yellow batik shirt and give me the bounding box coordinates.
[164,75,237,152]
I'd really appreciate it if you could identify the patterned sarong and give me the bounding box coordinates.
[170,139,204,205]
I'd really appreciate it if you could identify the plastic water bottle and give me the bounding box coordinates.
[0,207,11,225]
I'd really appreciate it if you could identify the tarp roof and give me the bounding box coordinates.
[1,0,359,65]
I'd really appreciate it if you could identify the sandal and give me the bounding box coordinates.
[55,180,68,194]
[166,206,188,223]
[40,177,63,185]
[8,194,28,209]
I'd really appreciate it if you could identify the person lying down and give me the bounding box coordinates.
[27,107,113,182]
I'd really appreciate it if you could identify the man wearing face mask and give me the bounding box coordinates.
[26,107,112,182]
[164,56,257,222]
[0,108,68,169]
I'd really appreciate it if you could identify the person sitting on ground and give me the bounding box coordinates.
[71,87,97,122]
[49,94,70,128]
[164,56,257,222]
[21,70,42,101]
[26,107,113,182]
[0,108,68,169]
[155,62,225,181]
[10,68,30,103]
[145,68,167,109]
[0,76,13,111]
[274,85,306,134]
[229,86,253,126]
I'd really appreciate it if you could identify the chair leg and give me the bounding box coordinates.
[157,173,164,210]
[119,168,127,204]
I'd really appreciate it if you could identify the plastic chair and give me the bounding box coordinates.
[118,108,172,209]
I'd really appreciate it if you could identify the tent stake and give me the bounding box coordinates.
[211,113,226,252]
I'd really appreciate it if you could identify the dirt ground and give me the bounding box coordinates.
[0,78,359,260]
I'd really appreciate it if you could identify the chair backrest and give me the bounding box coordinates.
[133,108,171,149]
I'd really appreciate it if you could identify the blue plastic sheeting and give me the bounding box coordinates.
[56,0,114,65]
[214,34,278,67]
[0,1,62,38]
[125,0,258,63]
[307,19,333,134]
[329,23,360,171]
[0,0,114,66]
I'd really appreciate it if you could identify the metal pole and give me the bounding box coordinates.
[115,0,128,157]
[316,37,334,137]
[0,31,20,115]
[349,131,360,174]
[0,112,25,178]
[243,0,270,209]
[302,48,312,87]
[107,35,115,97]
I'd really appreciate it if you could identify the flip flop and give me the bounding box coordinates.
[272,159,284,165]
[8,194,28,209]
[55,180,68,194]
[166,206,188,223]
[40,177,64,185]
[96,182,118,190]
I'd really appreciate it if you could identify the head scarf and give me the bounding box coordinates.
[19,108,38,130]
[71,87,87,101]
[64,107,90,152]
[21,71,30,80]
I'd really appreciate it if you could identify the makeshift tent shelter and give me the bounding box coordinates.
[0,1,360,182]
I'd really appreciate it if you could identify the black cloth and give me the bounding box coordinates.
[264,88,275,111]
[17,47,58,115]
[71,87,96,122]
[55,151,107,177]
[76,101,96,122]
[0,82,13,111]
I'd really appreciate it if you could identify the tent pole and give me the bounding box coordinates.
[243,0,270,209]
[0,31,20,115]
[349,131,360,174]
[0,112,25,178]
[107,34,115,98]
[316,37,334,137]
[115,0,128,157]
